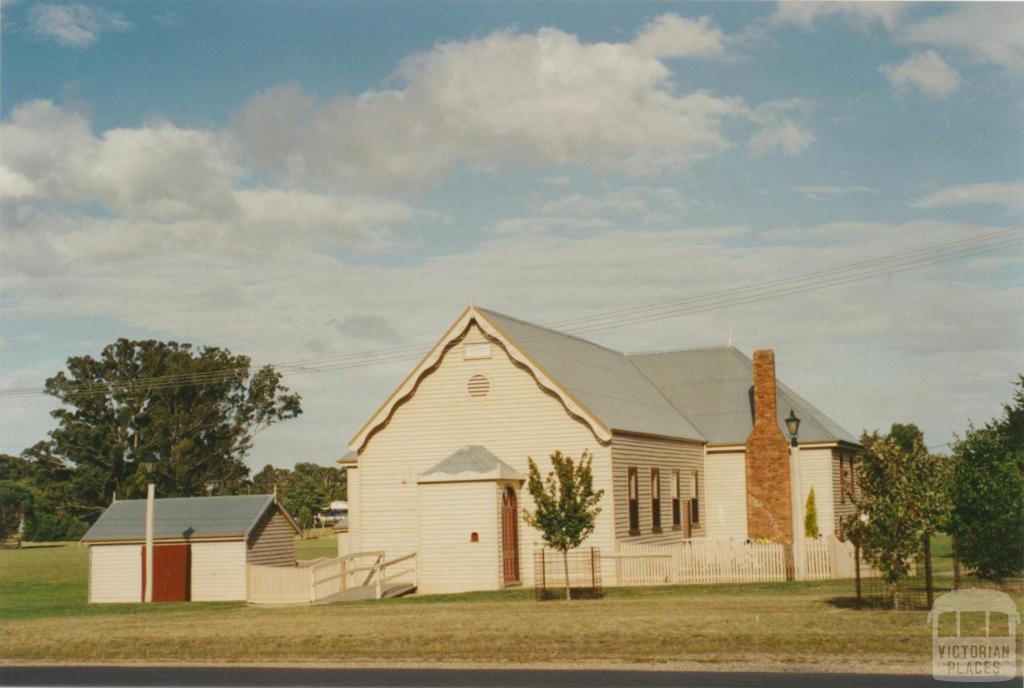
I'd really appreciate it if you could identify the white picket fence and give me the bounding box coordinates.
[613,535,859,586]
[615,539,789,585]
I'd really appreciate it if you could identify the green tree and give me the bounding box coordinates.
[39,339,301,517]
[948,376,1024,582]
[279,463,332,537]
[845,428,951,587]
[524,450,604,600]
[804,488,820,538]
[889,423,925,455]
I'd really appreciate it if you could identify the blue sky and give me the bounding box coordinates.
[1,1,1022,468]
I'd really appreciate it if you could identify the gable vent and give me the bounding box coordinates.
[467,374,491,399]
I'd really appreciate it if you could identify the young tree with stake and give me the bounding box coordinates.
[524,450,604,600]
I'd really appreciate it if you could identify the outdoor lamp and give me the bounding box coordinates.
[142,452,158,483]
[785,409,800,447]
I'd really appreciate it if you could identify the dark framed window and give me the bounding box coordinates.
[671,469,681,529]
[651,468,661,533]
[689,469,701,525]
[839,457,847,504]
[848,456,856,499]
[627,467,639,535]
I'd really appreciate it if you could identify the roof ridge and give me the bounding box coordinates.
[627,345,736,357]
[475,306,626,356]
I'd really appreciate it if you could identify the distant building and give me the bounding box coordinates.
[316,500,349,528]
[82,494,299,603]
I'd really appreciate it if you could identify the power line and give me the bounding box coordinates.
[0,226,1020,399]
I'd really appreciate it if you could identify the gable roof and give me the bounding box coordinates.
[419,445,523,482]
[349,305,854,453]
[477,308,705,441]
[628,347,857,445]
[81,494,298,543]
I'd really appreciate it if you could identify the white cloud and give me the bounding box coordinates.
[1,100,239,220]
[773,2,904,32]
[913,182,1024,212]
[0,164,37,199]
[28,3,130,47]
[749,119,815,157]
[633,13,726,59]
[796,185,876,200]
[232,27,746,192]
[881,51,960,99]
[902,4,1024,72]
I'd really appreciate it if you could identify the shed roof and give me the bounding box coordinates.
[420,445,523,482]
[81,494,295,542]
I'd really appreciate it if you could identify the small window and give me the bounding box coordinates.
[849,457,856,499]
[650,468,661,532]
[689,470,701,525]
[466,374,490,398]
[470,532,479,543]
[671,469,681,529]
[627,467,639,535]
[464,343,492,360]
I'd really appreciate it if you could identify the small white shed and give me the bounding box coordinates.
[81,494,299,603]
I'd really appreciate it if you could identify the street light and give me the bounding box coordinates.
[141,451,157,603]
[785,409,801,447]
[785,409,805,580]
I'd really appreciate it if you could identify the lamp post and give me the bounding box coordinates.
[143,452,157,603]
[785,409,804,580]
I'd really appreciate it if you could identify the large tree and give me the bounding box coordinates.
[845,427,951,586]
[40,339,301,516]
[524,450,604,600]
[948,376,1024,582]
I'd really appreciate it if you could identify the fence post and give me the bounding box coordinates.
[309,565,315,603]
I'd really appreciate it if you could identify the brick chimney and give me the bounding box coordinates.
[744,349,794,543]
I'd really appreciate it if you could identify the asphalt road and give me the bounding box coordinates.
[0,667,969,688]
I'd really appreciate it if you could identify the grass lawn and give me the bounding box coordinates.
[1,538,988,673]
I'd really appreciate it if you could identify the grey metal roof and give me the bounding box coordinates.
[421,445,521,478]
[628,347,857,445]
[479,308,706,442]
[82,494,285,542]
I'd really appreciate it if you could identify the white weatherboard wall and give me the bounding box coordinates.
[797,448,834,538]
[704,450,748,539]
[355,323,614,592]
[89,544,141,603]
[191,540,246,601]
[417,481,499,594]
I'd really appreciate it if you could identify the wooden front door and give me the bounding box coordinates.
[501,486,520,584]
[142,544,190,602]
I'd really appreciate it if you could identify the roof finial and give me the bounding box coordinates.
[727,326,734,348]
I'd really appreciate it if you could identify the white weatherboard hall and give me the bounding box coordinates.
[82,494,299,603]
[342,305,861,594]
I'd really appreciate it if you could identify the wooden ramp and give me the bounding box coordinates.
[315,583,416,604]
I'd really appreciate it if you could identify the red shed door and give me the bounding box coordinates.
[141,544,190,602]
